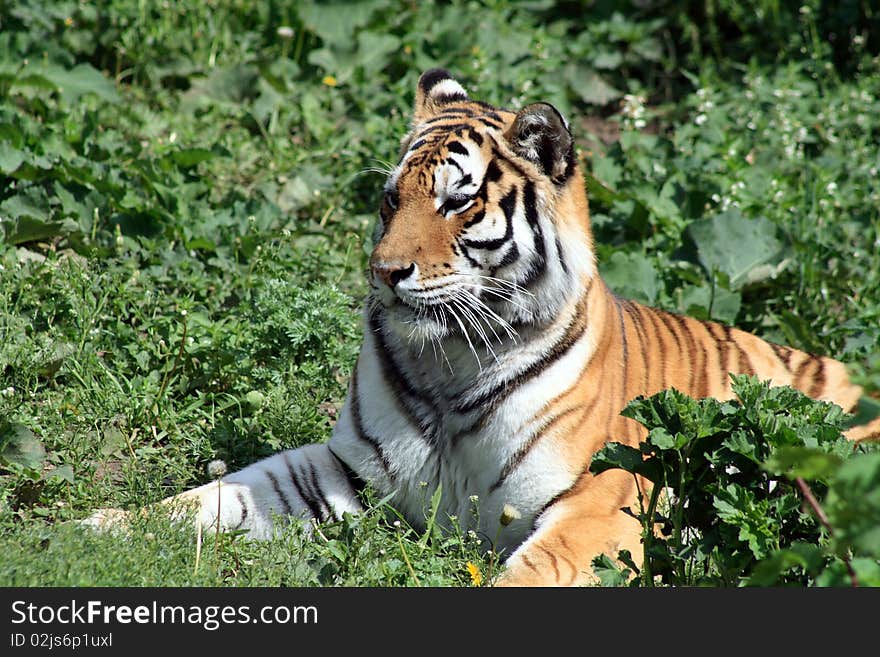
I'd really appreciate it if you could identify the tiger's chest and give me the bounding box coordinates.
[328,315,595,551]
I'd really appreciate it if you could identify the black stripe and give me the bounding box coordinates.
[455,173,473,188]
[555,236,569,275]
[421,115,472,131]
[433,92,468,104]
[808,359,826,398]
[265,470,293,516]
[327,446,369,497]
[463,209,485,228]
[794,355,814,381]
[656,310,684,360]
[532,461,591,531]
[707,322,731,391]
[485,160,503,182]
[454,290,590,415]
[495,242,520,270]
[234,491,248,530]
[625,302,651,395]
[415,122,470,137]
[490,144,530,179]
[649,311,677,391]
[519,182,547,289]
[350,369,393,475]
[770,342,794,369]
[463,186,517,251]
[490,405,581,492]
[444,157,464,174]
[456,238,482,268]
[284,453,322,520]
[725,325,755,375]
[615,298,630,411]
[666,312,695,392]
[308,464,333,519]
[467,128,484,146]
[446,141,468,156]
[369,308,442,445]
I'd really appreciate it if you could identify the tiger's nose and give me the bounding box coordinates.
[371,261,416,288]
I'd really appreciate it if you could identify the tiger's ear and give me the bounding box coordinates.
[413,68,469,122]
[505,103,575,184]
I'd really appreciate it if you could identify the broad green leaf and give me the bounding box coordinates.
[169,148,217,168]
[747,542,824,586]
[649,427,689,450]
[357,32,400,76]
[591,554,632,586]
[0,421,47,470]
[764,446,842,481]
[686,210,785,289]
[37,63,119,105]
[599,250,660,304]
[296,1,389,43]
[44,464,75,484]
[590,441,662,482]
[567,65,623,106]
[825,452,880,557]
[0,142,25,174]
[1,216,79,245]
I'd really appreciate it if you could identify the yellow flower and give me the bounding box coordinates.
[404,44,412,55]
[322,75,338,87]
[466,561,482,586]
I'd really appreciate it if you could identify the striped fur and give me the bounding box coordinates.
[86,69,880,586]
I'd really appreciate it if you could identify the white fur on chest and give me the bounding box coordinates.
[328,305,597,552]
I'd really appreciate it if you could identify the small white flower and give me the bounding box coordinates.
[826,181,838,195]
[695,114,707,126]
[277,26,294,39]
[499,504,521,527]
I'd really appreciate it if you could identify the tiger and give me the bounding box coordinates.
[87,68,880,586]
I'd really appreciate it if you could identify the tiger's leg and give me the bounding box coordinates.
[84,443,364,537]
[495,469,644,587]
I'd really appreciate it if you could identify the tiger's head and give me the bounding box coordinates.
[370,69,596,347]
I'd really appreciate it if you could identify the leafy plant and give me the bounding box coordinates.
[590,375,880,586]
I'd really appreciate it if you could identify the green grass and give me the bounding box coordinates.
[2,1,879,586]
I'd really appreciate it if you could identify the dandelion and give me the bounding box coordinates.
[466,561,483,586]
[322,75,338,87]
[207,459,228,479]
[499,504,521,527]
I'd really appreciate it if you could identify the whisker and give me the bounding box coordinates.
[451,294,499,364]
[458,289,519,343]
